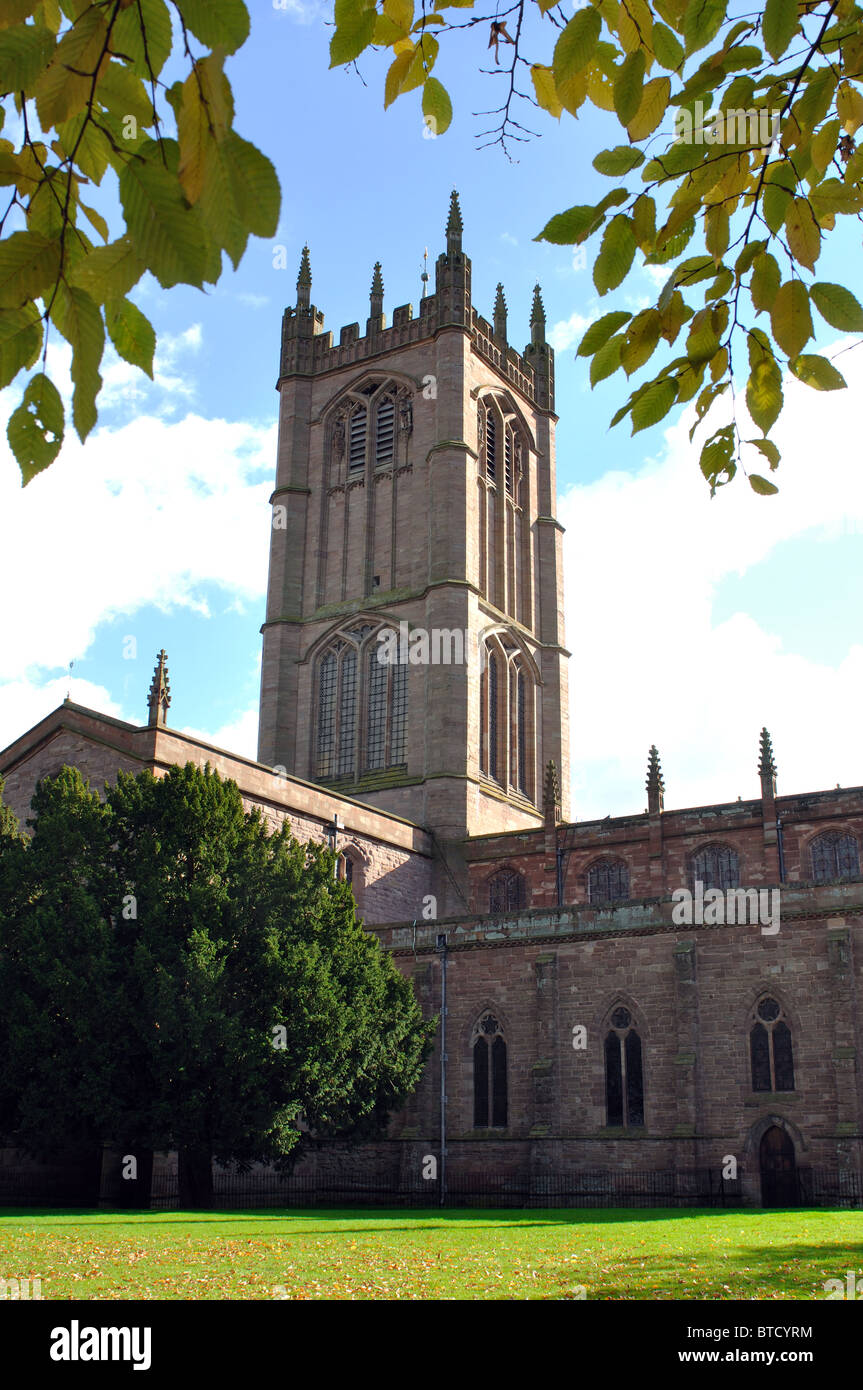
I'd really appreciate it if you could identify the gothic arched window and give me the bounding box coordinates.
[689,843,740,892]
[587,858,630,904]
[810,831,860,882]
[487,653,499,781]
[481,639,535,801]
[472,1012,507,1128]
[316,651,338,778]
[331,380,409,483]
[488,868,526,914]
[604,1006,644,1128]
[315,626,407,783]
[750,997,795,1092]
[477,395,528,618]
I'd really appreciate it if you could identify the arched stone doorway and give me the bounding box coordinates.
[760,1125,798,1207]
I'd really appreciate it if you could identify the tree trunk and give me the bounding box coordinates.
[178,1147,213,1209]
[99,1146,154,1208]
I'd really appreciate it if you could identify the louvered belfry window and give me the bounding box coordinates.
[375,398,395,466]
[349,406,367,471]
[485,408,497,482]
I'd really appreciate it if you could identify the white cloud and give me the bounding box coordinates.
[0,405,275,683]
[0,676,128,756]
[560,344,863,820]
[182,706,260,761]
[550,309,596,352]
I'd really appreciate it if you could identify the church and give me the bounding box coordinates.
[3,193,863,1207]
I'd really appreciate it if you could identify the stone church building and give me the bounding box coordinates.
[3,194,863,1207]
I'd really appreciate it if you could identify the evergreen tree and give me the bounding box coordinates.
[0,763,435,1208]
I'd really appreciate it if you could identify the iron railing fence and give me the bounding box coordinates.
[2,1164,862,1210]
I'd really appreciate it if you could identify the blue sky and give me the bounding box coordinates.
[1,0,862,820]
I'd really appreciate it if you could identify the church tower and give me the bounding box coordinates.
[258,193,570,852]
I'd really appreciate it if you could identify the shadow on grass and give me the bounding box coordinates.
[0,1204,763,1231]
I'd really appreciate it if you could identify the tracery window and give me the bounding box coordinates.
[810,831,860,882]
[472,1012,507,1128]
[331,378,411,483]
[314,625,407,783]
[750,997,795,1092]
[477,395,527,617]
[588,858,630,904]
[689,843,740,892]
[488,868,526,914]
[480,638,534,800]
[604,1006,644,1128]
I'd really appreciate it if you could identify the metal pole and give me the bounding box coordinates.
[437,932,447,1207]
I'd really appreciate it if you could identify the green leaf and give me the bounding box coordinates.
[614,49,645,126]
[593,215,636,295]
[0,2,40,28]
[553,9,601,84]
[653,22,684,71]
[749,473,778,494]
[699,424,736,490]
[422,77,452,135]
[96,60,155,128]
[174,0,250,54]
[785,196,820,270]
[593,145,644,176]
[762,0,798,61]
[577,310,632,357]
[51,281,103,442]
[627,75,671,141]
[111,0,173,79]
[7,371,64,485]
[810,177,863,219]
[590,332,624,385]
[33,5,108,128]
[196,131,281,267]
[385,49,413,108]
[631,377,678,433]
[105,296,155,379]
[530,63,562,119]
[330,4,377,66]
[0,228,60,307]
[770,279,812,358]
[746,354,783,434]
[0,303,43,390]
[119,140,210,289]
[809,281,863,332]
[69,236,144,303]
[0,21,54,89]
[684,0,726,54]
[536,203,602,245]
[747,437,780,469]
[750,251,780,313]
[621,308,661,375]
[790,353,847,391]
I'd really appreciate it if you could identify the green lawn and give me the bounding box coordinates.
[0,1207,860,1300]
